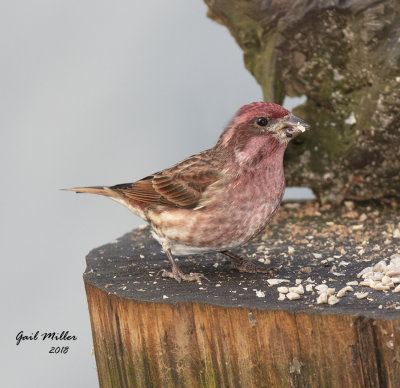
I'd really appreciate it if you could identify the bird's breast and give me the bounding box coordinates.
[147,165,285,254]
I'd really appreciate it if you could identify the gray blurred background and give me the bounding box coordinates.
[0,1,312,387]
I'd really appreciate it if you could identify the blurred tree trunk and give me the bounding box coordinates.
[205,0,400,203]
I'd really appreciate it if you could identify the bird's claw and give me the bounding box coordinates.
[158,269,209,283]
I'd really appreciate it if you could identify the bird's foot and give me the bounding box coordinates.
[159,268,208,283]
[222,250,275,276]
[160,247,209,282]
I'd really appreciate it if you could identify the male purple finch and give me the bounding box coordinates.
[66,102,309,282]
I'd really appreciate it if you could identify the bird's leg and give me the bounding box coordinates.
[159,248,208,283]
[221,250,275,275]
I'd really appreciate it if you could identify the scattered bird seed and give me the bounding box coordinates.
[328,295,340,305]
[315,284,328,292]
[289,285,304,295]
[375,284,390,291]
[267,279,290,286]
[337,286,353,298]
[317,293,328,304]
[277,286,289,294]
[355,292,369,299]
[278,293,286,301]
[327,288,336,296]
[287,292,301,300]
[305,284,313,292]
[255,290,265,298]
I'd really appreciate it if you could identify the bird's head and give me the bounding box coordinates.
[217,102,310,166]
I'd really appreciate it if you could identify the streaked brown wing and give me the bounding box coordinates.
[110,152,221,209]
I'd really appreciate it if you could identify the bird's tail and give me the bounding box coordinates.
[62,186,116,198]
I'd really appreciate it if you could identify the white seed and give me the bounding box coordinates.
[277,286,289,294]
[385,264,400,273]
[346,281,358,286]
[315,284,328,292]
[372,272,383,281]
[278,293,286,300]
[339,261,350,266]
[390,254,400,266]
[327,288,336,296]
[360,279,376,288]
[287,292,301,300]
[305,284,314,292]
[288,246,295,254]
[375,284,390,291]
[382,275,393,285]
[267,279,290,286]
[391,277,400,284]
[337,286,353,298]
[363,271,374,279]
[296,123,306,132]
[357,267,372,278]
[313,253,323,259]
[332,272,345,277]
[355,292,369,299]
[393,285,400,293]
[337,289,346,298]
[317,293,328,304]
[359,213,367,222]
[289,285,304,295]
[255,290,265,298]
[385,270,400,277]
[393,229,400,238]
[373,260,387,272]
[328,295,340,305]
[295,279,302,285]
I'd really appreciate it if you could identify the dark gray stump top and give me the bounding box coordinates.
[84,200,400,319]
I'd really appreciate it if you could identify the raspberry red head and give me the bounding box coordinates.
[236,102,290,121]
[217,102,306,155]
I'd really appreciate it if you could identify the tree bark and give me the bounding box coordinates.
[205,0,400,203]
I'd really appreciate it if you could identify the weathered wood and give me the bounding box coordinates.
[84,201,400,387]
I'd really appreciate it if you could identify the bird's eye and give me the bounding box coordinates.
[256,117,268,127]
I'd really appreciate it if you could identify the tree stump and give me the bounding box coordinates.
[84,201,400,387]
[204,0,400,203]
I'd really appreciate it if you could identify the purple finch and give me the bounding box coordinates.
[66,102,309,282]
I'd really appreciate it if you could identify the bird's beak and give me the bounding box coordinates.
[276,113,310,139]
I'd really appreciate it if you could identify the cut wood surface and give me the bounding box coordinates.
[84,201,400,387]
